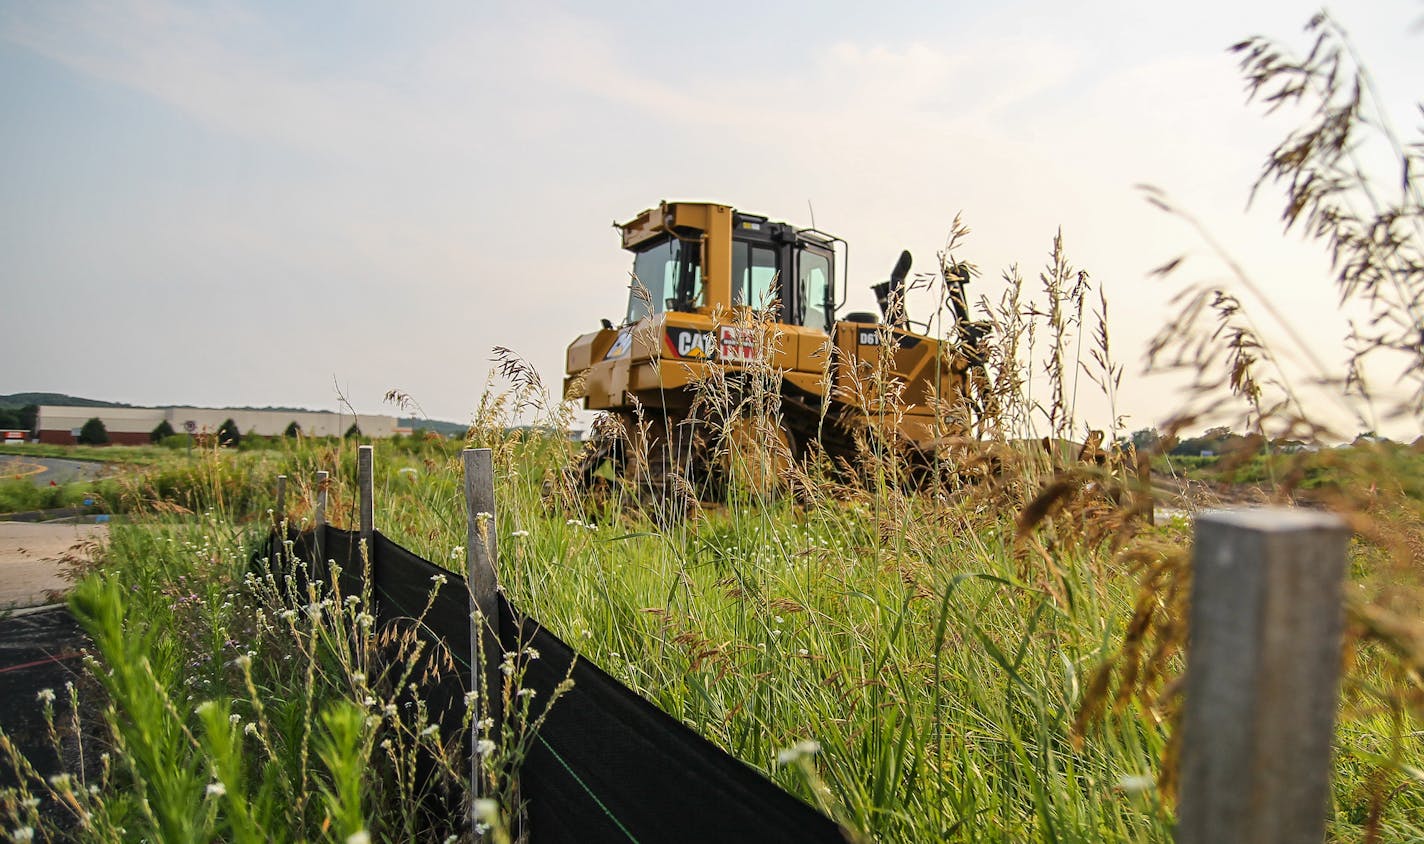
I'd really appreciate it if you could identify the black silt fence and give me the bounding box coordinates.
[258,524,850,843]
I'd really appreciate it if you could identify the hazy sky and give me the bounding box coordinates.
[2,1,1420,436]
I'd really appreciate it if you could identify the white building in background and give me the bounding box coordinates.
[35,405,404,444]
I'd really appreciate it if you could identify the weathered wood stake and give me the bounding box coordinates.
[1178,507,1350,844]
[463,448,501,830]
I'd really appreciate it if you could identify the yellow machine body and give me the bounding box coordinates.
[564,201,983,492]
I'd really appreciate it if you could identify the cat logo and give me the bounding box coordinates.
[665,328,716,359]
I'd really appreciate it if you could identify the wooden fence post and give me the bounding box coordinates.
[463,448,502,832]
[1178,507,1350,844]
[314,470,329,565]
[358,444,374,554]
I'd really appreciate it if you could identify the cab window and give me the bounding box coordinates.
[798,249,832,331]
[627,238,701,323]
[731,242,781,311]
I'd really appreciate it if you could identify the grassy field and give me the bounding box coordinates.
[1,418,1418,842]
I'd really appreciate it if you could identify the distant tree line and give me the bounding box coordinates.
[0,404,37,433]
[1122,426,1395,456]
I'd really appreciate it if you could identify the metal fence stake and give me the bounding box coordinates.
[358,444,375,572]
[314,470,329,566]
[274,474,287,533]
[464,448,503,833]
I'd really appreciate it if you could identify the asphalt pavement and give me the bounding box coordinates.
[0,454,107,486]
[0,606,100,829]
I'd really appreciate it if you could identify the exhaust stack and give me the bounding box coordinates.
[872,250,912,330]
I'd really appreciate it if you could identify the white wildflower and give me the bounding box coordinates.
[776,740,822,766]
[20,797,39,810]
[450,547,464,560]
[345,831,371,844]
[511,530,530,538]
[36,689,55,704]
[206,782,226,797]
[522,647,540,660]
[475,739,496,756]
[430,573,448,587]
[1116,774,1155,794]
[11,827,35,843]
[420,724,439,738]
[516,688,536,699]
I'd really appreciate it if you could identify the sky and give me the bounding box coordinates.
[1,1,1421,437]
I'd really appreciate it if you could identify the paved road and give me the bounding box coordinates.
[0,606,99,826]
[0,455,106,486]
[0,522,107,609]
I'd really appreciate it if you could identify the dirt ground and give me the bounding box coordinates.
[0,522,106,610]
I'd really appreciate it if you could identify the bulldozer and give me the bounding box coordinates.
[563,200,990,508]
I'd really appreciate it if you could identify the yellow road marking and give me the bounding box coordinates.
[0,459,47,479]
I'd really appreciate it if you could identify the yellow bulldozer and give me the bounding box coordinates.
[563,200,990,507]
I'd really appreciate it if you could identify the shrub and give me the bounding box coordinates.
[217,418,241,448]
[344,423,362,440]
[150,419,175,443]
[284,420,301,438]
[78,417,109,445]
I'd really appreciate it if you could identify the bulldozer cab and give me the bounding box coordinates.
[620,202,841,333]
